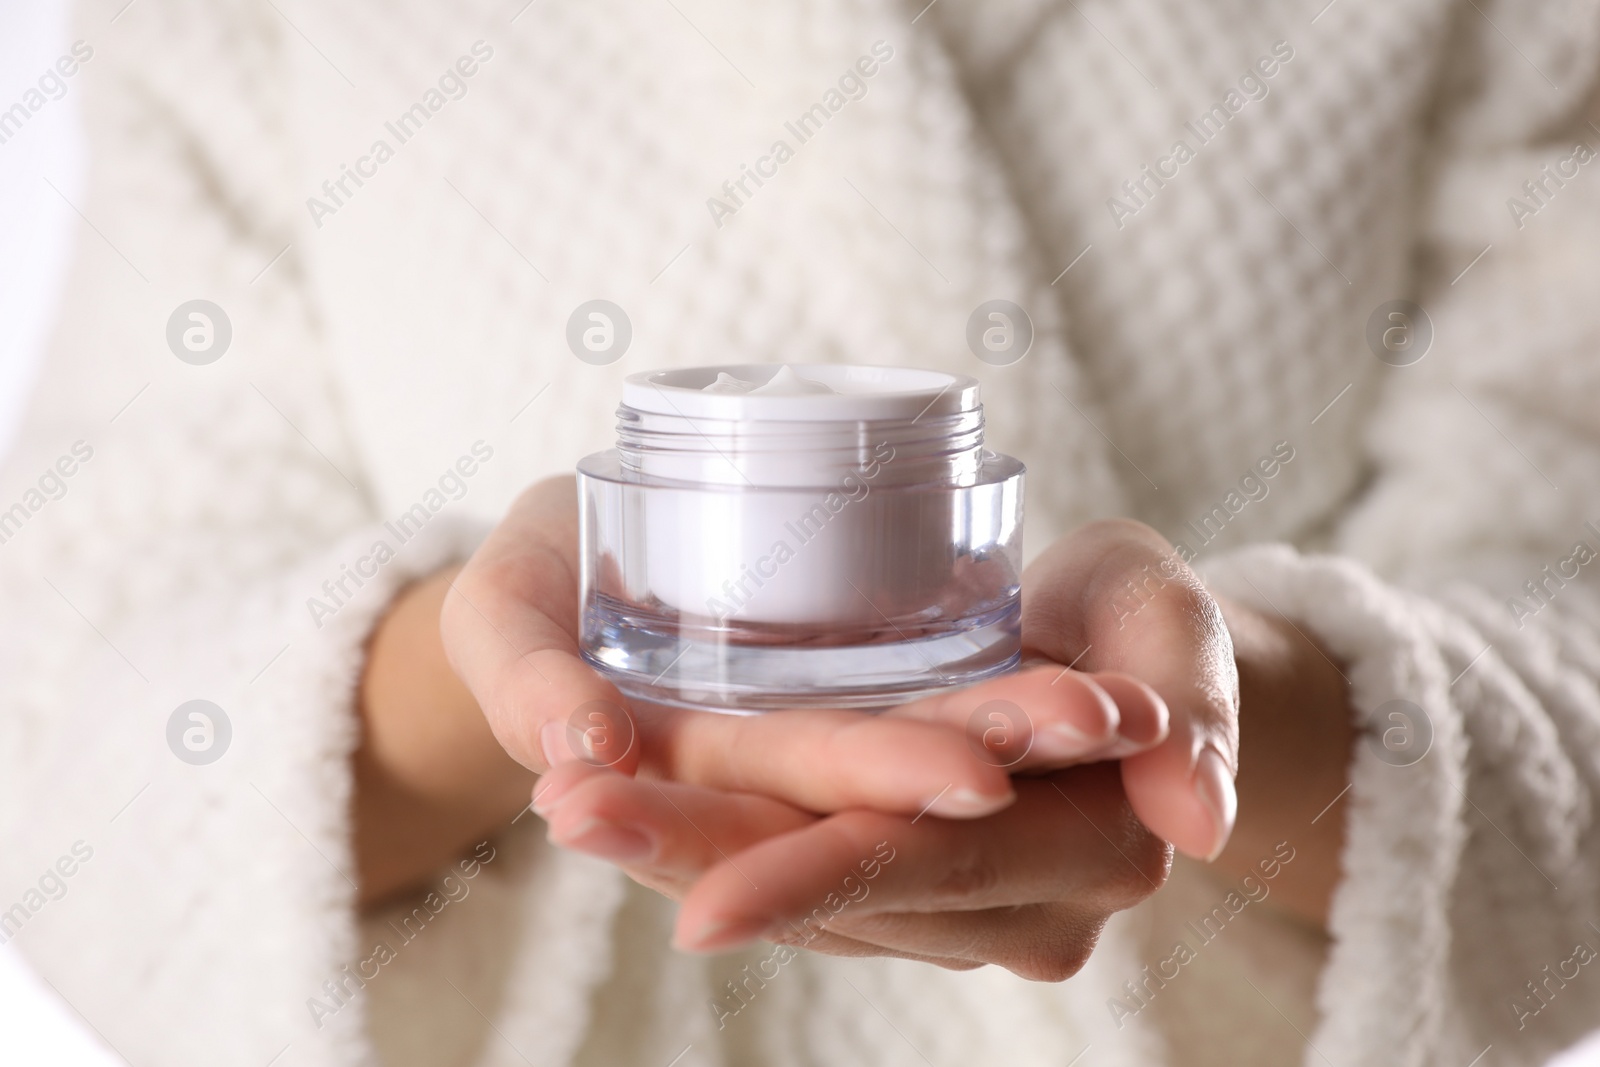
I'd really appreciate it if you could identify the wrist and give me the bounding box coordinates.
[355,565,537,903]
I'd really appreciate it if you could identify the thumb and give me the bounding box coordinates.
[1112,585,1239,861]
[1121,714,1237,861]
[1022,519,1240,860]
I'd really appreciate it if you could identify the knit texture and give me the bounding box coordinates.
[3,0,1600,1064]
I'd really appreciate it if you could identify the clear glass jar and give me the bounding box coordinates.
[577,364,1025,713]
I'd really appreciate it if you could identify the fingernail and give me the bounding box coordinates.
[1031,719,1110,760]
[1191,746,1238,862]
[928,785,1014,818]
[554,817,656,864]
[679,916,771,953]
[1118,684,1169,746]
[1094,737,1156,760]
[530,775,573,816]
[540,720,571,769]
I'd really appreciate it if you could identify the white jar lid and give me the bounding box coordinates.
[622,364,979,423]
[615,364,987,488]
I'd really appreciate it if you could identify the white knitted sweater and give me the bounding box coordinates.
[5,0,1600,1064]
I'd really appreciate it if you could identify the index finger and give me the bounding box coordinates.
[883,663,1169,771]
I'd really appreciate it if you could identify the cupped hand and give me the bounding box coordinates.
[441,480,1237,977]
[516,516,1237,974]
[440,477,1172,821]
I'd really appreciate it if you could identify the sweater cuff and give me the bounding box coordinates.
[246,513,496,1058]
[12,514,489,1067]
[1198,544,1468,1067]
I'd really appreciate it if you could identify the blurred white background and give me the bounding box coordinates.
[0,0,82,455]
[1,0,122,1062]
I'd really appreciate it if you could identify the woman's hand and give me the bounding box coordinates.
[439,478,1171,819]
[356,476,1159,905]
[525,517,1254,974]
[389,479,1347,970]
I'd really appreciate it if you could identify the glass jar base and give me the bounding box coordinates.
[581,593,1021,714]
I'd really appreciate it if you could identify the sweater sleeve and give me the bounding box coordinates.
[0,3,487,1064]
[1204,3,1600,1063]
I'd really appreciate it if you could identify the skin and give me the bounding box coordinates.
[354,476,1354,974]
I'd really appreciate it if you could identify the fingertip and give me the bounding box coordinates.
[1088,672,1169,749]
[530,769,573,816]
[549,816,659,865]
[673,915,772,954]
[1121,744,1236,861]
[1040,668,1121,743]
[540,771,656,857]
[924,783,1016,819]
[1190,745,1238,861]
[532,760,616,819]
[672,859,776,953]
[543,696,641,775]
[941,666,1123,767]
[539,719,573,770]
[838,713,1018,817]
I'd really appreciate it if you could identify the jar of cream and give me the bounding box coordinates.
[577,364,1025,713]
